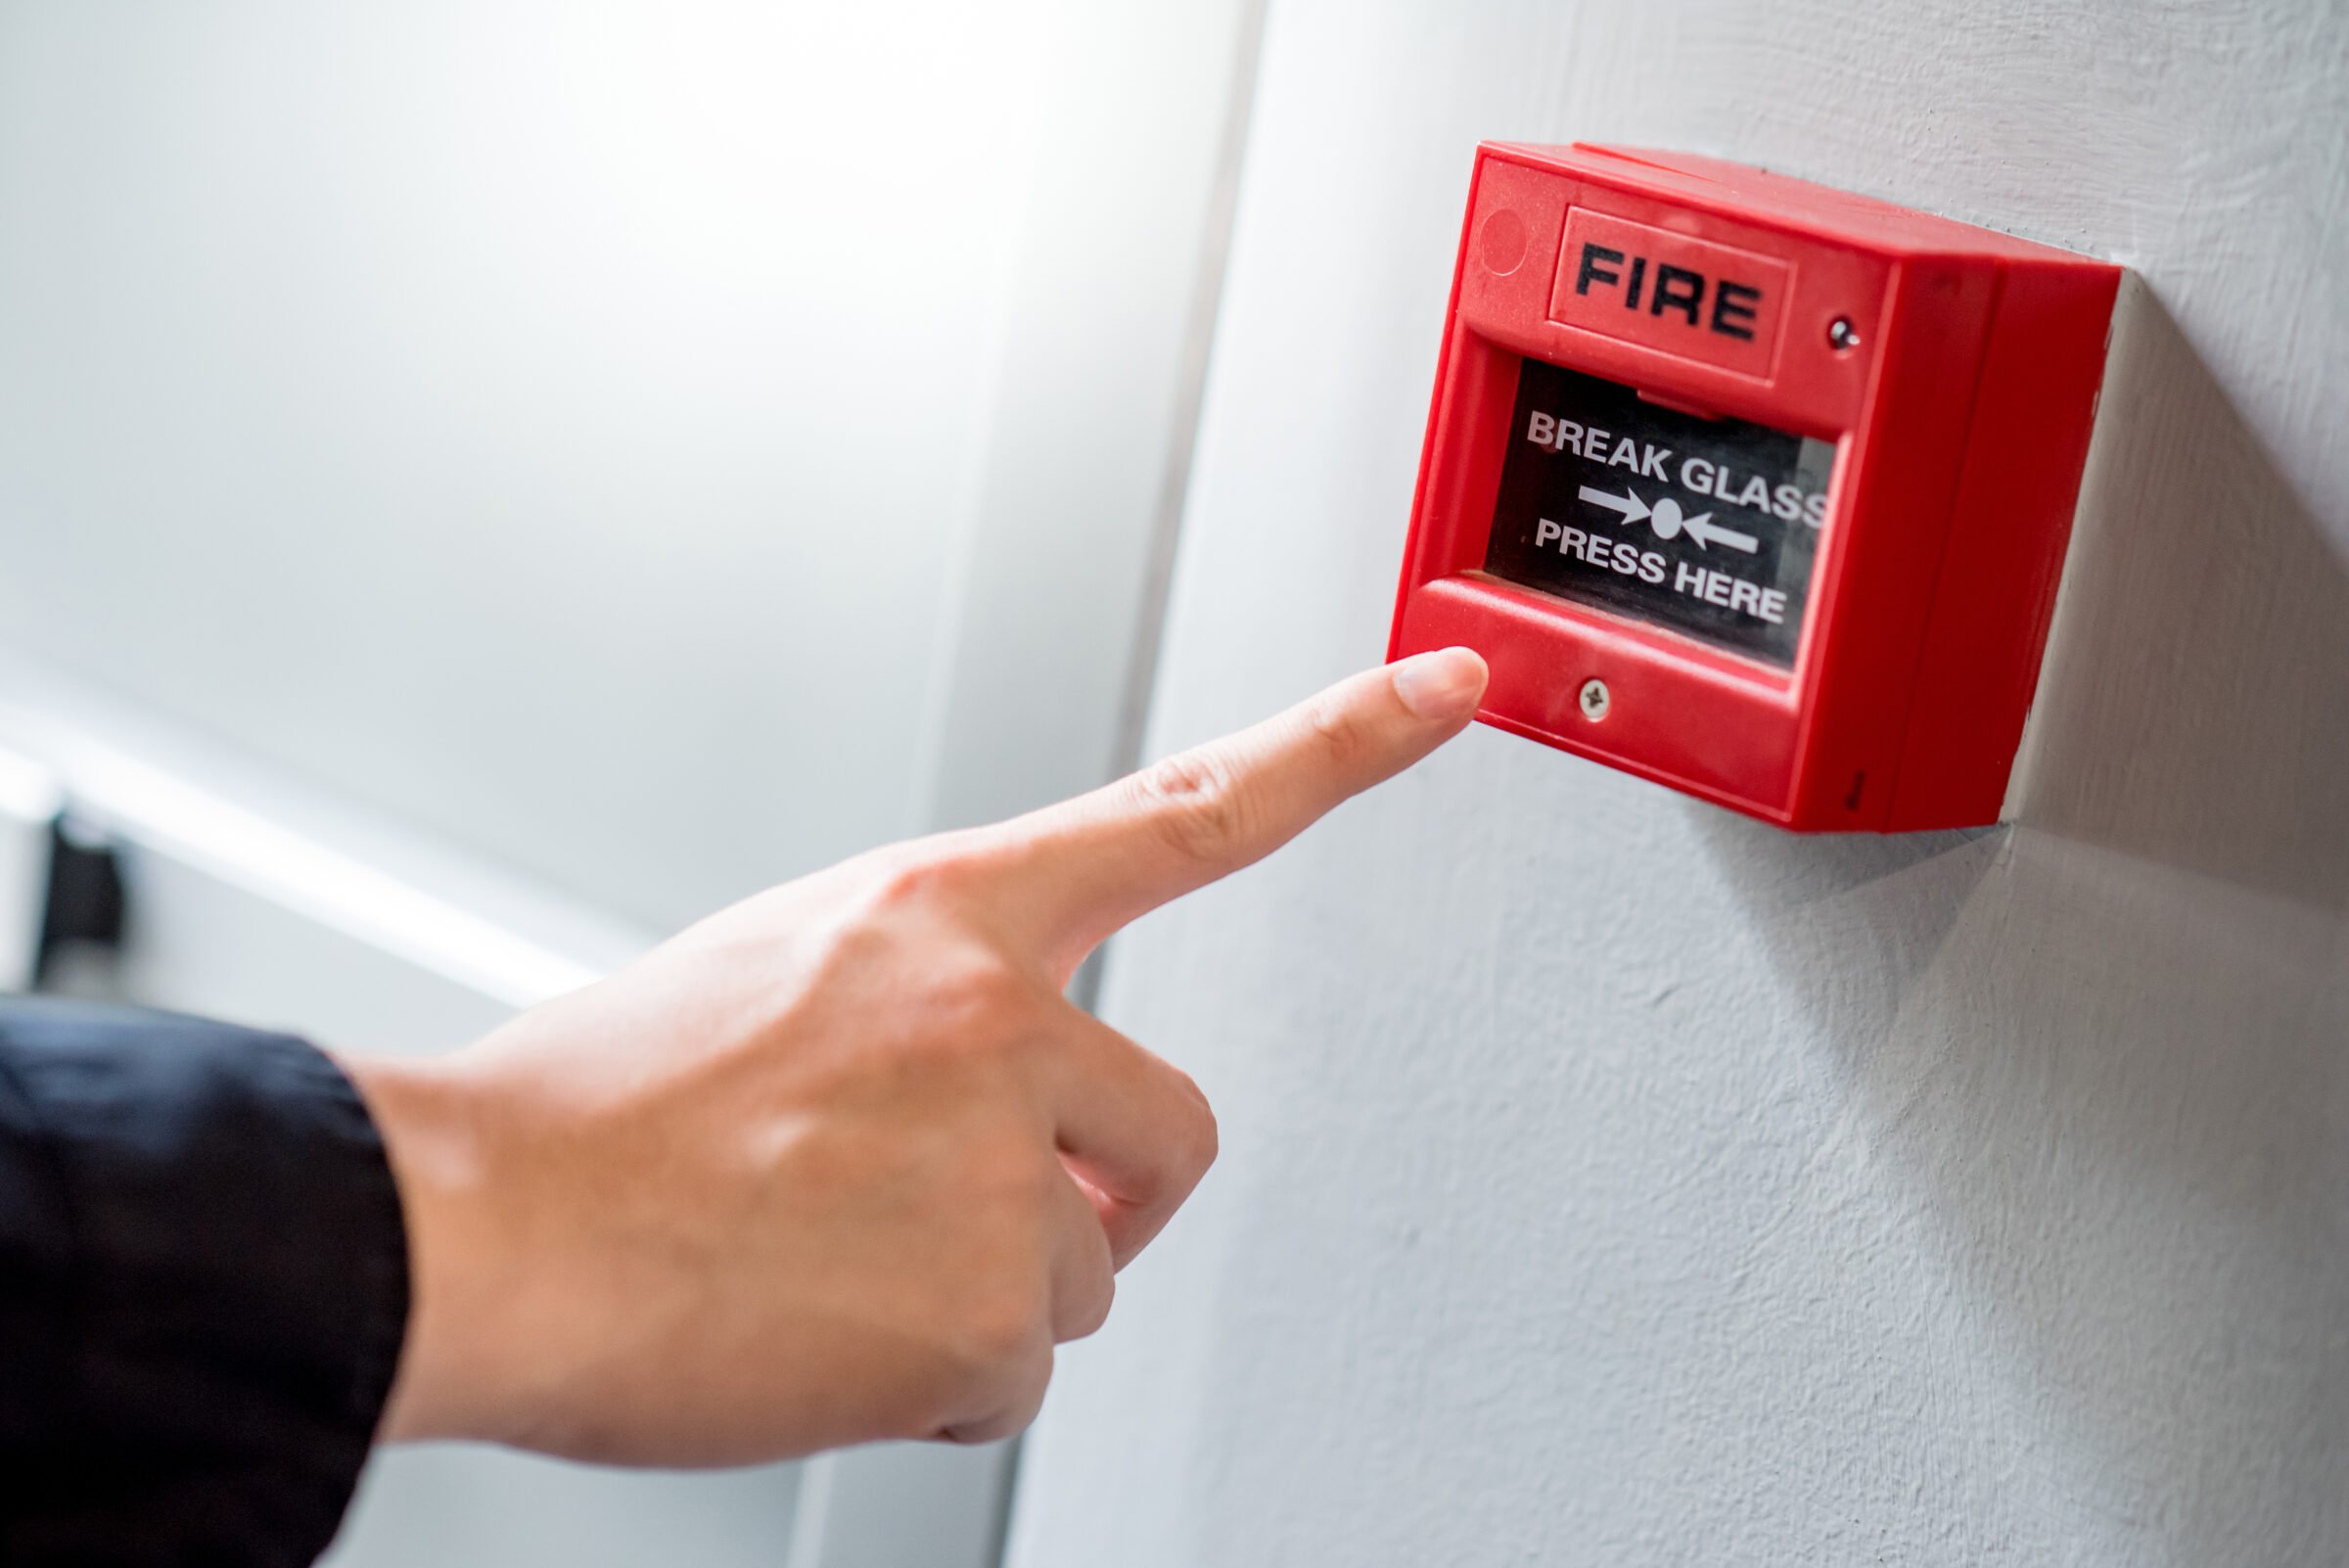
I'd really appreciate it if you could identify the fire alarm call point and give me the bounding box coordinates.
[1387,144,2121,830]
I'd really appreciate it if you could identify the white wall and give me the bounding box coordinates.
[0,0,1247,934]
[1008,4,2349,1565]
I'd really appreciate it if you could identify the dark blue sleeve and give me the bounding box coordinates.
[0,997,411,1567]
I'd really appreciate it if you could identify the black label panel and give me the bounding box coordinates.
[1483,358,1836,668]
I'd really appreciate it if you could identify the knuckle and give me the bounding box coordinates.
[1300,692,1372,769]
[1060,1269,1115,1344]
[937,1152,1073,1368]
[928,957,1049,1070]
[946,1273,1051,1375]
[818,879,1036,1039]
[1133,746,1251,863]
[854,839,982,914]
[940,1347,1053,1445]
[1135,1057,1220,1182]
[929,945,1028,1019]
[1178,1081,1221,1178]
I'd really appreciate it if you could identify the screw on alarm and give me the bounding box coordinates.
[1827,317,1860,350]
[1579,678,1610,720]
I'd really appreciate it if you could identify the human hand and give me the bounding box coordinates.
[344,648,1488,1465]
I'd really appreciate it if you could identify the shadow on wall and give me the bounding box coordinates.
[1694,277,2349,1559]
[2014,274,2349,911]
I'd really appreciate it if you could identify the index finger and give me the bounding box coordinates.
[981,647,1487,983]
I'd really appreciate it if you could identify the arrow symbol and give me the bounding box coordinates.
[1577,484,1650,526]
[1652,495,1758,553]
[1580,484,1758,554]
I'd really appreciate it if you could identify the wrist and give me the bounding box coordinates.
[335,1050,508,1445]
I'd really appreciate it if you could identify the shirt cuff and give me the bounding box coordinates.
[0,997,411,1568]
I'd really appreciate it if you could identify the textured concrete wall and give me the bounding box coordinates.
[1008,3,2349,1564]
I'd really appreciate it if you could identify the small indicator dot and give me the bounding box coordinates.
[1579,678,1610,721]
[1827,317,1861,351]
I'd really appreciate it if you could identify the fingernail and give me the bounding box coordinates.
[1390,647,1489,720]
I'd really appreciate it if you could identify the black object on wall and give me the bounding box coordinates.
[37,817,125,985]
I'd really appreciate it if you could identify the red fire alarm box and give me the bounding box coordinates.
[1387,144,2121,830]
